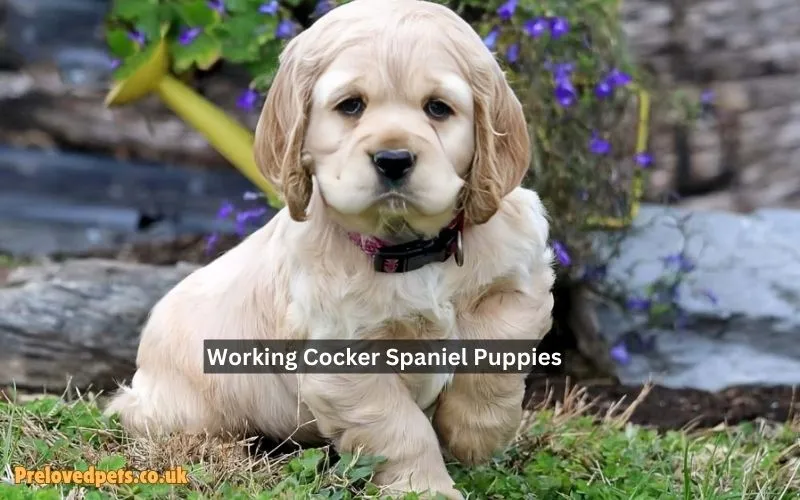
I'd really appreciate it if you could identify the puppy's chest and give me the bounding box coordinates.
[297,268,462,341]
[290,269,461,410]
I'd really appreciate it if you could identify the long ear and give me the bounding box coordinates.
[253,39,314,222]
[461,67,531,226]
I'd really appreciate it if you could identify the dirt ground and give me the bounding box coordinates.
[523,376,798,431]
[68,235,800,433]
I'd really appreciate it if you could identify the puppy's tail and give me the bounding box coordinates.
[103,372,162,436]
[104,370,214,437]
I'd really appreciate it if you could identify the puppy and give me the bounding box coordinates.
[105,0,555,498]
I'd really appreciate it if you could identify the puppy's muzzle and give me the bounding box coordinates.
[371,149,416,182]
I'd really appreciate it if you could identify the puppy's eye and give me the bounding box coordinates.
[424,99,453,120]
[335,97,365,117]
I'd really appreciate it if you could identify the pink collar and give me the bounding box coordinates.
[347,212,465,273]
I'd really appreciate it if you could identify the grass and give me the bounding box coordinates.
[0,385,798,499]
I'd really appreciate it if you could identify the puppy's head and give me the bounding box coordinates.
[254,0,530,240]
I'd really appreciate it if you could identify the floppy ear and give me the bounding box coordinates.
[461,68,531,226]
[253,39,315,222]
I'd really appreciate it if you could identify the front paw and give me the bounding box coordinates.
[381,481,464,500]
[375,462,463,500]
[433,391,522,465]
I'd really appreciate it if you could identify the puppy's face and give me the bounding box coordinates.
[304,42,474,239]
[255,0,531,239]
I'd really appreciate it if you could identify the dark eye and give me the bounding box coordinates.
[335,97,365,117]
[424,99,453,120]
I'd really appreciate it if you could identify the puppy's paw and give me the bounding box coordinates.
[376,466,463,500]
[381,482,464,500]
[433,391,522,465]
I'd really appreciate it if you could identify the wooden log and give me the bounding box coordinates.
[0,258,196,392]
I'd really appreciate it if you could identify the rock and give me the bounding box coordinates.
[0,146,270,258]
[590,203,800,391]
[0,259,197,392]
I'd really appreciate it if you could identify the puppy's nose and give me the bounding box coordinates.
[371,149,415,181]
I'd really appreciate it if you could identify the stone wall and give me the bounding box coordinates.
[622,0,800,211]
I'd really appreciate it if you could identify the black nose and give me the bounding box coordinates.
[371,149,415,181]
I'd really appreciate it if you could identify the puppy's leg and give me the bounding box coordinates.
[301,373,463,500]
[434,287,553,465]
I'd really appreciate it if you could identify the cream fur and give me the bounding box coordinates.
[105,1,555,498]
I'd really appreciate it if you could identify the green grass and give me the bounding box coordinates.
[0,387,798,499]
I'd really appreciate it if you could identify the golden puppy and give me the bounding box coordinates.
[105,0,555,497]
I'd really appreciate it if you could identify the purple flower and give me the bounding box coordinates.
[548,61,574,80]
[625,297,651,312]
[109,58,121,70]
[550,64,576,108]
[258,0,279,15]
[128,30,146,46]
[506,43,520,63]
[216,201,235,219]
[634,152,653,168]
[606,68,632,87]
[551,240,571,266]
[496,0,517,21]
[237,88,260,110]
[313,0,334,17]
[205,233,219,255]
[178,27,202,45]
[554,80,576,107]
[235,207,268,235]
[609,342,631,365]
[700,89,714,105]
[523,18,548,38]
[207,0,225,13]
[661,253,695,273]
[594,80,613,99]
[275,20,297,39]
[483,27,500,50]
[549,17,569,39]
[589,133,611,155]
[594,69,632,99]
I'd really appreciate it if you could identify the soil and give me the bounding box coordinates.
[62,236,800,434]
[523,376,798,431]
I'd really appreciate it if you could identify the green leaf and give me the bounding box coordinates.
[171,33,223,72]
[246,42,281,87]
[112,42,158,81]
[106,28,138,58]
[174,0,218,27]
[213,14,270,63]
[111,0,158,20]
[215,13,264,39]
[254,16,278,43]
[97,454,127,471]
[225,0,263,13]
[221,39,261,63]
[135,10,164,41]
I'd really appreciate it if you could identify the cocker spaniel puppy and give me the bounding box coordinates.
[105,0,555,498]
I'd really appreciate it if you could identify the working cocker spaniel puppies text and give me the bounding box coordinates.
[106,0,555,497]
